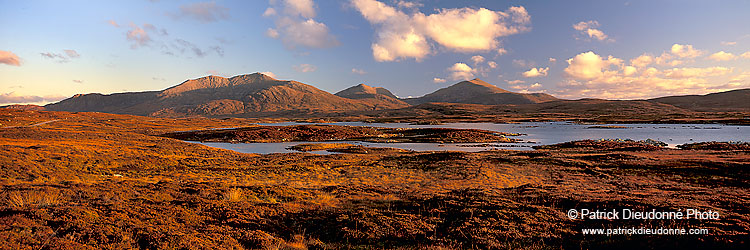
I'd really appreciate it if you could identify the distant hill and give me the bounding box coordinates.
[0,104,46,111]
[404,78,558,105]
[7,74,746,118]
[335,83,408,108]
[649,88,750,112]
[45,73,404,117]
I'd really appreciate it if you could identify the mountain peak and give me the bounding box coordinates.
[160,73,278,97]
[404,78,556,105]
[336,83,400,100]
[453,78,510,93]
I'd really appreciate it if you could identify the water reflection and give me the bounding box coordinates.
[196,122,749,154]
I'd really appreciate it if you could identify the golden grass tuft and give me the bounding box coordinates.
[223,188,244,202]
[7,190,62,209]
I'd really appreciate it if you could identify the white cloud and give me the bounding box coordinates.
[260,71,277,78]
[266,28,280,38]
[496,48,508,56]
[522,67,549,77]
[432,77,446,83]
[0,50,22,66]
[263,7,277,17]
[557,50,743,99]
[64,49,80,58]
[448,62,476,81]
[548,58,557,63]
[294,63,317,72]
[282,0,316,18]
[276,17,339,49]
[265,0,339,49]
[564,51,620,80]
[487,61,497,69]
[470,55,485,65]
[630,54,653,68]
[395,0,422,9]
[505,79,524,84]
[670,44,703,58]
[742,52,750,59]
[623,66,637,76]
[721,41,737,46]
[708,51,736,61]
[510,82,543,93]
[351,0,530,62]
[351,68,367,74]
[572,20,613,42]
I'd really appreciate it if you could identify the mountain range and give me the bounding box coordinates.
[43,73,407,117]
[5,72,749,117]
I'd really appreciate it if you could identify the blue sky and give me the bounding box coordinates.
[1,0,749,104]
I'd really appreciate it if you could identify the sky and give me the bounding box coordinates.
[1,0,750,105]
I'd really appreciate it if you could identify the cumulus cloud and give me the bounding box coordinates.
[470,55,485,65]
[0,50,22,66]
[351,0,530,62]
[487,61,497,69]
[708,51,736,61]
[294,63,317,72]
[505,79,525,84]
[432,77,446,83]
[173,1,230,23]
[670,44,703,58]
[630,54,653,68]
[558,50,741,99]
[572,20,613,42]
[351,68,367,74]
[260,71,277,78]
[282,0,316,18]
[742,52,750,59]
[448,62,476,81]
[511,82,543,93]
[564,51,621,80]
[522,67,549,77]
[264,0,339,50]
[0,92,66,104]
[263,7,277,17]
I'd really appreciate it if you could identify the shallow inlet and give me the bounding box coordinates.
[193,122,750,154]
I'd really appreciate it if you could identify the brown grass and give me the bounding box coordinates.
[7,190,62,209]
[224,187,244,202]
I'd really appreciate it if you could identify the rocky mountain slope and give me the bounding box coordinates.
[404,78,558,105]
[44,73,405,117]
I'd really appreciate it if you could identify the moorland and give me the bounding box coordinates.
[1,108,748,249]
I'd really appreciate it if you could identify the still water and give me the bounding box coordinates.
[193,122,749,154]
